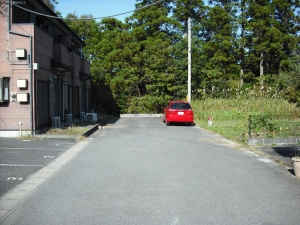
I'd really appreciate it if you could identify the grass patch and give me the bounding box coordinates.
[192,97,300,145]
[18,132,37,141]
[46,126,89,135]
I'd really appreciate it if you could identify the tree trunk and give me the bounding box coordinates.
[260,52,264,86]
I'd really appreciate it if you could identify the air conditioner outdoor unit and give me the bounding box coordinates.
[65,114,72,124]
[16,48,26,58]
[52,117,60,128]
[86,113,97,122]
[80,112,86,119]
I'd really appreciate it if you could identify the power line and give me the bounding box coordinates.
[12,0,165,20]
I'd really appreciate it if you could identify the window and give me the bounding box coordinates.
[170,103,192,110]
[0,77,9,102]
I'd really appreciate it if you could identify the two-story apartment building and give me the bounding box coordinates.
[0,0,91,137]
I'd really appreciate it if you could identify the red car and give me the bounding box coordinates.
[163,101,194,126]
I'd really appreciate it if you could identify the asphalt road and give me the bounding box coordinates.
[0,138,76,197]
[1,117,300,225]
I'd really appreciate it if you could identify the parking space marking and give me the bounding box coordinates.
[258,158,274,163]
[0,139,90,221]
[0,148,65,151]
[0,164,44,167]
[7,177,23,181]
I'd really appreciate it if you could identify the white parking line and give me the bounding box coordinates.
[0,140,90,221]
[258,158,274,163]
[0,148,65,151]
[0,164,43,167]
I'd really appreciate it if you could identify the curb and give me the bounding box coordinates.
[248,137,299,146]
[35,124,99,140]
[81,124,99,137]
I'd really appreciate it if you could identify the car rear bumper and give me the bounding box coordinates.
[166,115,194,123]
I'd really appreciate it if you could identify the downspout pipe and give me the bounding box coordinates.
[7,2,33,136]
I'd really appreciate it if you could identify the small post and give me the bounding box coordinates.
[19,122,22,137]
[208,116,213,126]
[248,115,251,138]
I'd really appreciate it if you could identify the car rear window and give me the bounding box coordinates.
[170,103,192,110]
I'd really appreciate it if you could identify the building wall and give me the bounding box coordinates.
[0,4,91,137]
[34,28,53,129]
[0,17,34,132]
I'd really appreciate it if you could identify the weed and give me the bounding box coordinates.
[192,97,300,145]
[77,135,86,142]
[17,132,37,141]
[46,126,89,135]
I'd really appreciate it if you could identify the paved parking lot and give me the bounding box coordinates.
[0,137,76,197]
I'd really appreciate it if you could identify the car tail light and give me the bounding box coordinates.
[186,110,193,115]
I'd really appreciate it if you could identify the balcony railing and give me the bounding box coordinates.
[80,58,90,74]
[52,44,73,71]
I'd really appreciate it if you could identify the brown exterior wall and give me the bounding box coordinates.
[0,19,34,131]
[0,1,91,136]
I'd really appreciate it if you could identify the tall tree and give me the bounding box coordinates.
[122,0,183,111]
[43,0,58,11]
[200,2,240,93]
[171,0,208,98]
[245,0,299,85]
[127,0,176,40]
[272,0,300,69]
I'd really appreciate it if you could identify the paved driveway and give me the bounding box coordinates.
[0,138,76,197]
[1,118,300,224]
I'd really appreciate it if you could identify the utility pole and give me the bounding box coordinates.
[188,17,191,103]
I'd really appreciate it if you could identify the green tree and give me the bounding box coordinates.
[245,0,299,85]
[122,0,182,111]
[272,0,300,69]
[64,13,98,42]
[64,15,127,113]
[89,18,137,113]
[199,1,239,94]
[171,0,208,99]
[43,0,58,11]
[276,57,300,106]
[62,0,300,113]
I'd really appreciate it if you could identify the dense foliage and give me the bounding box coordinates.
[63,0,300,114]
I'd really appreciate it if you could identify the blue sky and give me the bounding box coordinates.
[57,0,138,22]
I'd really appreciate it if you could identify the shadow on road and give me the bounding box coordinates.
[100,116,120,127]
[166,122,196,127]
[272,146,297,159]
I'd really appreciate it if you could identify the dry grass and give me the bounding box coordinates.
[192,97,300,145]
[77,135,87,142]
[46,126,89,135]
[18,132,37,141]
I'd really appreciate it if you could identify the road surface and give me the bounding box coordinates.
[0,117,299,224]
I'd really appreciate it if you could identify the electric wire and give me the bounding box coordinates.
[12,0,165,20]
